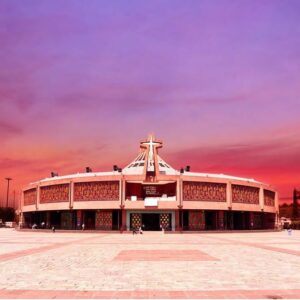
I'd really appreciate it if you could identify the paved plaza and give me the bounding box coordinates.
[0,229,300,299]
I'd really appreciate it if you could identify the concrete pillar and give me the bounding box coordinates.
[250,212,254,229]
[69,181,74,209]
[180,179,183,206]
[226,182,232,209]
[259,186,264,211]
[36,185,40,211]
[20,191,24,215]
[176,179,181,207]
[121,209,127,231]
[119,178,123,205]
[122,179,126,204]
[19,212,24,228]
[76,210,82,229]
[275,191,279,229]
[218,211,224,230]
[200,211,205,230]
[19,192,24,228]
[46,211,51,229]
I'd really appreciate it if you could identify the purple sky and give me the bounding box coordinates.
[1,0,300,206]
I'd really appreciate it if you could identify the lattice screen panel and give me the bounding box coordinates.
[160,213,170,229]
[96,211,112,230]
[131,213,141,229]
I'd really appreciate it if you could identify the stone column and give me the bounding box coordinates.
[176,179,181,207]
[119,178,123,205]
[19,212,24,229]
[250,212,254,229]
[76,210,82,229]
[200,211,205,230]
[121,209,127,231]
[180,179,184,206]
[69,181,74,209]
[19,191,24,228]
[218,211,224,230]
[36,185,40,211]
[275,191,279,229]
[259,186,264,211]
[46,211,51,229]
[226,182,232,209]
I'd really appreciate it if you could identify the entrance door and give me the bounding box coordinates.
[84,211,95,229]
[233,212,245,229]
[50,211,61,229]
[205,211,217,230]
[142,213,160,231]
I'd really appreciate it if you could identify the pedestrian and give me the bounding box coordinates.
[82,223,85,231]
[139,226,143,234]
[52,226,55,233]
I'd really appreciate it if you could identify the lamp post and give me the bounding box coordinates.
[5,178,12,208]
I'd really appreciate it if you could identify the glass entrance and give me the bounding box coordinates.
[142,213,160,230]
[129,212,173,231]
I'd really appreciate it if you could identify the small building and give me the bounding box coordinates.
[20,135,278,231]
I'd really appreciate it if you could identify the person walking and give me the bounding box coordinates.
[139,226,143,234]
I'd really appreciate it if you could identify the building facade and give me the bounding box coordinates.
[21,135,278,231]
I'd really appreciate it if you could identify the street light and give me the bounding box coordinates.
[5,178,12,208]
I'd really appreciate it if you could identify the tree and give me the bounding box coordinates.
[0,207,15,222]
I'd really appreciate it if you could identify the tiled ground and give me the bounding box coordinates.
[0,228,300,298]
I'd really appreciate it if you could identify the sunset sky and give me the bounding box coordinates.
[1,0,300,207]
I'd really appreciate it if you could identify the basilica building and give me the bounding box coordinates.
[21,135,278,231]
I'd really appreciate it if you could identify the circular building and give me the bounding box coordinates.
[21,135,278,231]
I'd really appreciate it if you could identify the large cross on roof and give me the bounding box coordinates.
[140,135,162,173]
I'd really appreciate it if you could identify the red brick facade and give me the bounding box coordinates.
[189,210,205,230]
[183,182,226,202]
[40,184,69,203]
[74,181,119,201]
[24,188,37,206]
[95,211,112,230]
[232,185,259,204]
[264,189,275,206]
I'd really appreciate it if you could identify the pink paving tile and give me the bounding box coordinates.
[0,243,63,262]
[248,243,300,257]
[0,235,105,263]
[168,291,188,298]
[113,291,134,299]
[204,235,300,257]
[113,250,218,261]
[147,291,170,298]
[0,289,300,299]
